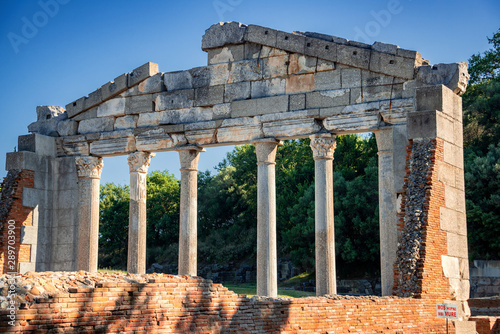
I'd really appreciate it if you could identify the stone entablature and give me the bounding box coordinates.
[26,22,467,160]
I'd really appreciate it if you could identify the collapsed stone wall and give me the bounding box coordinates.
[0,273,465,333]
[0,170,34,274]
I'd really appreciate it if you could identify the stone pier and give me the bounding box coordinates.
[75,156,103,272]
[177,147,204,276]
[255,140,280,297]
[310,134,337,296]
[127,152,155,274]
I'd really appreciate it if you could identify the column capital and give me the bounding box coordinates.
[310,134,336,160]
[254,139,281,166]
[128,152,155,173]
[75,156,103,179]
[374,128,394,155]
[177,148,205,172]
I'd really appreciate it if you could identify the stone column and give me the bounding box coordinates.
[127,152,155,274]
[75,156,103,273]
[375,128,398,296]
[254,140,280,297]
[177,147,204,276]
[310,134,337,296]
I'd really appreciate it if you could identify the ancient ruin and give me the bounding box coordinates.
[0,22,481,332]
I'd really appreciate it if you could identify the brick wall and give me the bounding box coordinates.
[471,317,500,334]
[0,275,467,333]
[0,169,34,274]
[394,138,451,300]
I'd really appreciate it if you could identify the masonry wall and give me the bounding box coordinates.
[0,275,465,334]
[0,169,34,274]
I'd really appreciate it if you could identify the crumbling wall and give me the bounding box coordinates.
[0,274,467,333]
[0,169,34,274]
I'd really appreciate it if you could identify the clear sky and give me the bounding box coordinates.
[0,0,499,185]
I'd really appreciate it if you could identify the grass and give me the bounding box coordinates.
[223,283,315,298]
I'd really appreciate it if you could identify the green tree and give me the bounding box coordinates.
[99,183,130,269]
[463,28,500,260]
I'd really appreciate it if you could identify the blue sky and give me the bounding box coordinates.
[0,0,499,185]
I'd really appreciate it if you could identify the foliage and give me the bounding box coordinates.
[463,28,500,260]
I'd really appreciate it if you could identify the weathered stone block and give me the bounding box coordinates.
[442,255,460,279]
[447,232,468,259]
[251,78,286,98]
[115,116,138,130]
[416,85,462,121]
[304,37,337,62]
[286,74,314,94]
[306,89,350,108]
[213,103,231,119]
[314,70,341,91]
[369,51,415,79]
[135,127,175,151]
[444,141,464,169]
[194,85,225,107]
[208,45,245,65]
[341,68,362,88]
[155,90,194,111]
[440,207,467,236]
[125,94,154,114]
[224,81,251,102]
[72,107,97,121]
[78,117,114,134]
[319,106,344,118]
[97,97,126,117]
[28,119,62,137]
[137,112,160,127]
[351,84,403,104]
[263,118,321,138]
[208,63,230,86]
[276,31,305,54]
[185,129,216,145]
[228,59,263,83]
[57,120,79,136]
[289,94,306,111]
[416,62,469,95]
[160,107,212,124]
[288,54,317,75]
[101,73,129,101]
[128,62,159,87]
[407,110,437,139]
[36,105,66,122]
[202,22,247,50]
[371,41,398,55]
[60,136,89,156]
[90,136,136,156]
[189,66,211,89]
[231,95,288,117]
[323,112,379,132]
[337,44,371,70]
[217,124,262,143]
[260,109,319,122]
[244,25,278,47]
[123,73,165,96]
[164,71,193,91]
[262,55,288,79]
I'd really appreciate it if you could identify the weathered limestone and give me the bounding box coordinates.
[375,128,398,296]
[127,151,155,274]
[310,134,337,296]
[75,156,103,272]
[254,140,280,297]
[177,147,204,276]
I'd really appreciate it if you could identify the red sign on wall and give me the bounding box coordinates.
[436,303,458,319]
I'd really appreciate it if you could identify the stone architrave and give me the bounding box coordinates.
[75,156,103,272]
[254,139,280,297]
[310,134,337,296]
[127,151,155,274]
[177,147,204,276]
[375,128,398,296]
